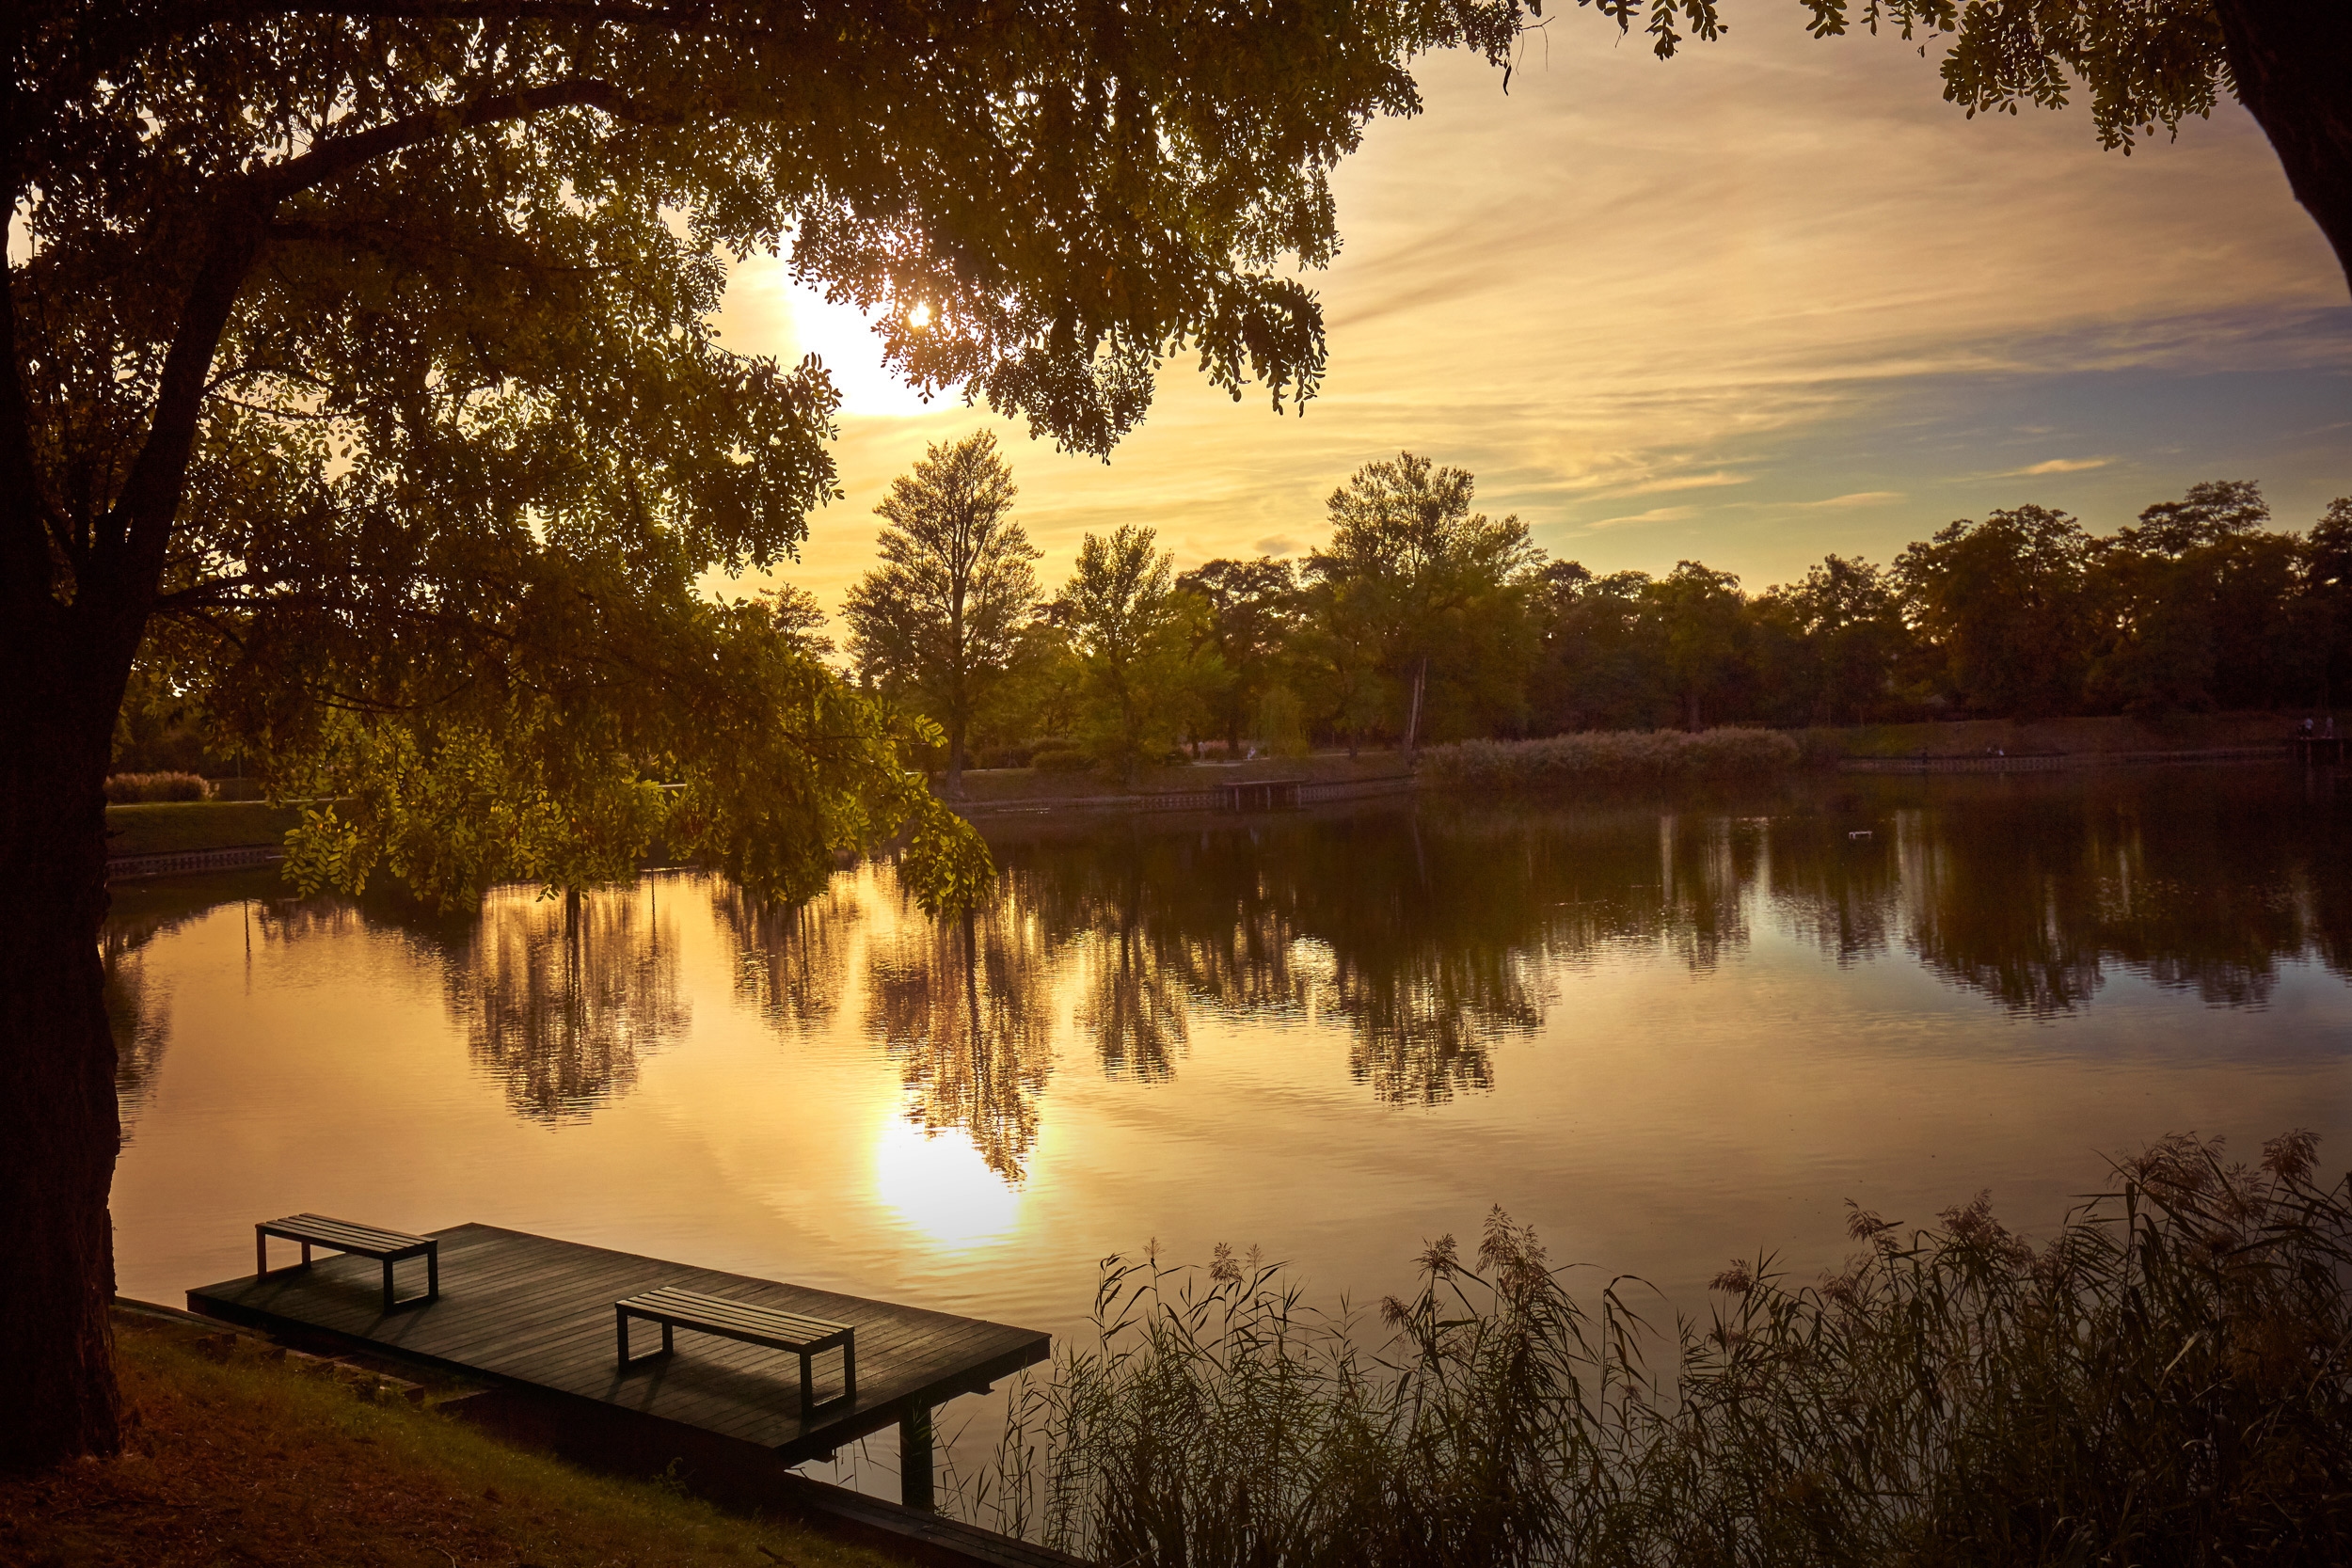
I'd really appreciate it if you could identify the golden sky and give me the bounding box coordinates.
[715,19,2352,626]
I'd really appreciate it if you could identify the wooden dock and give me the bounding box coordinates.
[188,1224,1050,1482]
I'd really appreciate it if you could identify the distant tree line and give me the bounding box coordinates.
[843,440,2352,782]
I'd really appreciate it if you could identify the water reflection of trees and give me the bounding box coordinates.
[448,885,688,1121]
[716,879,856,1032]
[101,870,294,1136]
[972,769,2352,1096]
[91,770,2352,1152]
[864,887,1058,1179]
[103,927,173,1127]
[1885,770,2352,1014]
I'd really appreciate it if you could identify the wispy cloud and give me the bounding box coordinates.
[1600,470,1754,499]
[1586,505,1697,531]
[2003,457,2110,476]
[1800,490,1905,508]
[1254,535,1307,557]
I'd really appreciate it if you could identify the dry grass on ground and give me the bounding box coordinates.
[0,1311,903,1568]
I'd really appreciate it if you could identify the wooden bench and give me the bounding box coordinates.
[256,1214,439,1313]
[615,1286,856,1416]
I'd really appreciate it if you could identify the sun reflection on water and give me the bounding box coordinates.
[871,1116,1022,1251]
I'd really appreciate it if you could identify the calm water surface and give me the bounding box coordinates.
[104,767,2352,1496]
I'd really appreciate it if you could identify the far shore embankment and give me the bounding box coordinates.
[942,751,1415,817]
[99,710,2326,865]
[943,710,2326,816]
[1803,709,2316,764]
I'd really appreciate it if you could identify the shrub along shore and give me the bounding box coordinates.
[1421,726,1802,788]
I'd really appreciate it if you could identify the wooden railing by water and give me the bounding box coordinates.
[106,844,284,879]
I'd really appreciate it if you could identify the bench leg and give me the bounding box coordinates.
[617,1310,673,1369]
[426,1245,439,1303]
[382,1257,395,1313]
[256,1226,266,1276]
[843,1337,856,1404]
[799,1350,814,1417]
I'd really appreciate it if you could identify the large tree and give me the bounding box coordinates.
[1308,451,1539,753]
[2,0,1527,1469]
[843,432,1041,798]
[1897,504,2097,718]
[1062,524,1189,785]
[1174,557,1301,754]
[1618,0,2352,292]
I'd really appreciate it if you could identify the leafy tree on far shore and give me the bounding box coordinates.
[2084,483,2318,716]
[2306,499,2352,707]
[1307,453,1541,753]
[843,433,1041,798]
[1645,562,1751,732]
[1898,506,2097,719]
[1064,527,1198,785]
[1176,558,1302,754]
[1754,556,1908,726]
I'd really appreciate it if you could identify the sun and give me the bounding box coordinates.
[906,302,932,330]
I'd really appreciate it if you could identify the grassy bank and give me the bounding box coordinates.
[0,1308,901,1567]
[106,800,301,859]
[981,1132,2351,1567]
[1420,728,1801,791]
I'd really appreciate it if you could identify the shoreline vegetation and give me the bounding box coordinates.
[0,1307,900,1568]
[976,1132,2350,1567]
[106,710,2330,858]
[935,709,2319,808]
[1422,727,1802,788]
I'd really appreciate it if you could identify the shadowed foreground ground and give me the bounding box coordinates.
[0,1309,900,1568]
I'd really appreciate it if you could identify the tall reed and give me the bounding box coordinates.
[1421,729,1800,792]
[974,1133,2350,1566]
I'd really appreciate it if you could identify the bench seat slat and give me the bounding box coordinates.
[630,1300,845,1336]
[618,1288,849,1348]
[623,1305,847,1339]
[262,1213,431,1254]
[626,1297,847,1335]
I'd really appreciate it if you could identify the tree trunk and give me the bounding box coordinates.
[2214,0,2352,293]
[946,716,966,800]
[1403,657,1428,760]
[0,624,131,1471]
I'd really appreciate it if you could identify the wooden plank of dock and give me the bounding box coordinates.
[187,1223,1050,1466]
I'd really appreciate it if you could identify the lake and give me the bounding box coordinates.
[103,764,2352,1502]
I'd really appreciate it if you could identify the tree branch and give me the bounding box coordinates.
[250,77,667,205]
[91,74,670,643]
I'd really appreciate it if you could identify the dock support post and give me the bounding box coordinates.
[898,1402,935,1512]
